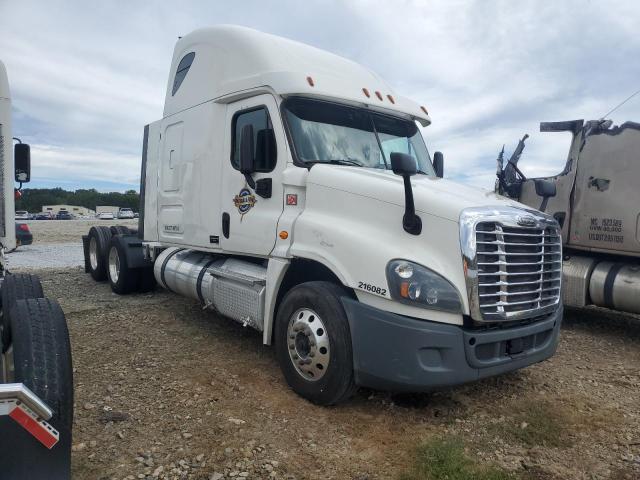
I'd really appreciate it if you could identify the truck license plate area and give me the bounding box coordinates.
[463,316,557,368]
[506,337,525,355]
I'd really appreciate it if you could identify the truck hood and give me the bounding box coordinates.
[306,164,521,222]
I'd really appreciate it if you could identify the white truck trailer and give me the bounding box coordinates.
[84,26,563,405]
[0,60,73,478]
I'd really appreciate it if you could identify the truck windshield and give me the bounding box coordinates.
[283,97,434,174]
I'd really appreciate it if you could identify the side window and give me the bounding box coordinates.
[172,52,195,96]
[231,107,277,172]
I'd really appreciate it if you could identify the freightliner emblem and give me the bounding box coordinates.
[516,215,537,227]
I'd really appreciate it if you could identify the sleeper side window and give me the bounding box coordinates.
[231,107,277,172]
[172,52,195,96]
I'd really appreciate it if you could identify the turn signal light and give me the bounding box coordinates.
[279,231,289,240]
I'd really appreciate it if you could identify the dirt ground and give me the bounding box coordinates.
[23,265,639,480]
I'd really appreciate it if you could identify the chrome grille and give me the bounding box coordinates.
[460,207,562,323]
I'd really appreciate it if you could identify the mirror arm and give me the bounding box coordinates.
[402,175,422,235]
[243,173,256,190]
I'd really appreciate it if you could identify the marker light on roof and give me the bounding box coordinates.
[387,94,395,104]
[375,91,383,101]
[362,88,370,98]
[421,106,429,115]
[306,76,315,87]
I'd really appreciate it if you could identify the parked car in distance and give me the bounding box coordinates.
[98,212,114,220]
[56,211,73,220]
[133,212,139,218]
[15,210,29,220]
[15,222,33,246]
[34,212,53,220]
[117,208,134,219]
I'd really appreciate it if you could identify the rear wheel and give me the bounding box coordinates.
[110,225,131,235]
[107,235,140,294]
[87,226,112,281]
[1,273,44,349]
[275,281,357,405]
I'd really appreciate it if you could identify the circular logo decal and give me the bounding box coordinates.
[233,188,257,216]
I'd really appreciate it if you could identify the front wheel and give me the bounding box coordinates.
[275,281,357,405]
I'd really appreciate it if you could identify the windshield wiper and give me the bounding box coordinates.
[317,159,365,167]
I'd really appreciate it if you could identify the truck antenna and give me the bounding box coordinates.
[600,87,640,120]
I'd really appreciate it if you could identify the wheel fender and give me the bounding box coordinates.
[115,234,152,270]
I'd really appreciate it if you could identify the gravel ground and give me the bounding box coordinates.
[6,243,85,268]
[6,218,138,269]
[20,218,138,245]
[20,267,639,480]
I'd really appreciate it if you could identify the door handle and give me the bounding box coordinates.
[222,212,230,238]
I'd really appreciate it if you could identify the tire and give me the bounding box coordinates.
[275,281,357,405]
[1,298,73,478]
[87,226,112,281]
[1,274,45,350]
[107,235,140,295]
[109,225,131,235]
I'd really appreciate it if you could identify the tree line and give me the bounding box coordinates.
[15,188,140,213]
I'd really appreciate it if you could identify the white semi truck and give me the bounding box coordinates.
[84,26,563,405]
[0,60,73,478]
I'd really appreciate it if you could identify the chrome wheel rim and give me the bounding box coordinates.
[287,308,330,381]
[89,236,99,270]
[108,246,120,283]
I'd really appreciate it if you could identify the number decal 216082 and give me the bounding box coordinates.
[358,282,387,296]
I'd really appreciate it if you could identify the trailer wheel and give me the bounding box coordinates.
[107,235,140,294]
[275,281,357,405]
[1,274,45,350]
[0,298,73,477]
[87,226,112,281]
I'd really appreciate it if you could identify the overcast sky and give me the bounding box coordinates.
[1,0,639,192]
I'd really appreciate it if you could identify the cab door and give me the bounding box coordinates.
[220,94,285,256]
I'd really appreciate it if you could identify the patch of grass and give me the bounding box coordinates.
[497,399,573,448]
[487,396,621,449]
[399,436,516,480]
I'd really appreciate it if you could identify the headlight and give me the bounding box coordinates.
[386,260,462,313]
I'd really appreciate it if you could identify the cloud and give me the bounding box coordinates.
[1,0,639,192]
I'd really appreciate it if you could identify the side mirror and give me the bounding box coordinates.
[390,152,421,235]
[433,151,444,178]
[239,124,255,189]
[14,143,31,183]
[534,179,556,212]
[534,179,556,197]
[391,152,417,176]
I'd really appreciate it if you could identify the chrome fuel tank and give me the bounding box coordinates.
[154,248,267,329]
